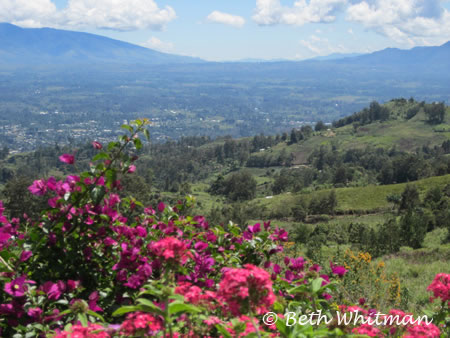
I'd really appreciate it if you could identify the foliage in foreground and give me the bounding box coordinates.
[0,120,449,337]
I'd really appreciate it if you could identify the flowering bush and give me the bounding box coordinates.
[0,119,448,337]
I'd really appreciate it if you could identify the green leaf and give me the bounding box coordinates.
[312,278,324,294]
[168,301,202,316]
[288,285,308,294]
[92,152,110,161]
[112,306,139,317]
[215,324,232,338]
[105,169,116,187]
[77,313,88,327]
[133,138,143,150]
[87,310,105,322]
[136,299,165,316]
[107,141,120,151]
[168,294,185,302]
[121,124,133,133]
[276,318,289,337]
[144,129,150,140]
[58,309,72,316]
[63,323,73,332]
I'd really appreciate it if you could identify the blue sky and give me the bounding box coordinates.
[2,0,450,61]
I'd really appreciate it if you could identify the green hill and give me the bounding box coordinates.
[250,174,450,216]
[260,99,450,165]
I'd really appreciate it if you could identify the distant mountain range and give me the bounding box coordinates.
[337,41,450,66]
[0,23,202,65]
[1,22,449,68]
[310,52,363,61]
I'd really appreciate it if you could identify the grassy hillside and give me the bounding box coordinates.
[269,102,450,165]
[246,174,450,218]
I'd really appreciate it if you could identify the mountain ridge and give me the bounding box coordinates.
[1,23,449,68]
[0,23,203,65]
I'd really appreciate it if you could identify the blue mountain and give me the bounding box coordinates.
[0,23,203,65]
[336,42,450,67]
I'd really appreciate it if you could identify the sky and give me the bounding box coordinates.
[1,0,450,61]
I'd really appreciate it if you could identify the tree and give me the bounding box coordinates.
[315,121,326,132]
[424,102,446,124]
[2,176,48,220]
[333,166,349,185]
[0,145,8,159]
[400,210,429,249]
[289,129,298,144]
[272,173,290,195]
[210,171,257,202]
[399,184,420,212]
[292,199,308,222]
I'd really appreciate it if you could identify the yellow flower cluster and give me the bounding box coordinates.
[339,249,402,309]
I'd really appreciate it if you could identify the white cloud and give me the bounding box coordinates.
[346,0,450,46]
[0,0,176,31]
[62,0,176,31]
[206,11,245,28]
[0,0,57,27]
[253,0,347,26]
[300,34,348,55]
[141,37,174,52]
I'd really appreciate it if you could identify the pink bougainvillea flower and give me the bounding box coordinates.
[88,291,103,312]
[120,312,163,336]
[4,276,29,297]
[157,202,165,213]
[322,293,332,300]
[270,227,288,241]
[19,251,32,262]
[127,165,136,173]
[151,237,192,265]
[218,264,275,316]
[404,322,441,338]
[54,323,110,338]
[242,231,253,240]
[248,223,261,233]
[320,274,330,286]
[310,264,322,272]
[225,315,264,336]
[204,316,222,326]
[27,307,43,320]
[67,280,80,292]
[0,232,12,247]
[290,257,305,271]
[427,273,450,305]
[46,176,58,191]
[330,262,347,277]
[41,281,64,300]
[352,324,382,337]
[194,241,208,252]
[285,270,294,282]
[59,154,75,164]
[273,264,281,274]
[92,141,103,149]
[28,179,47,196]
